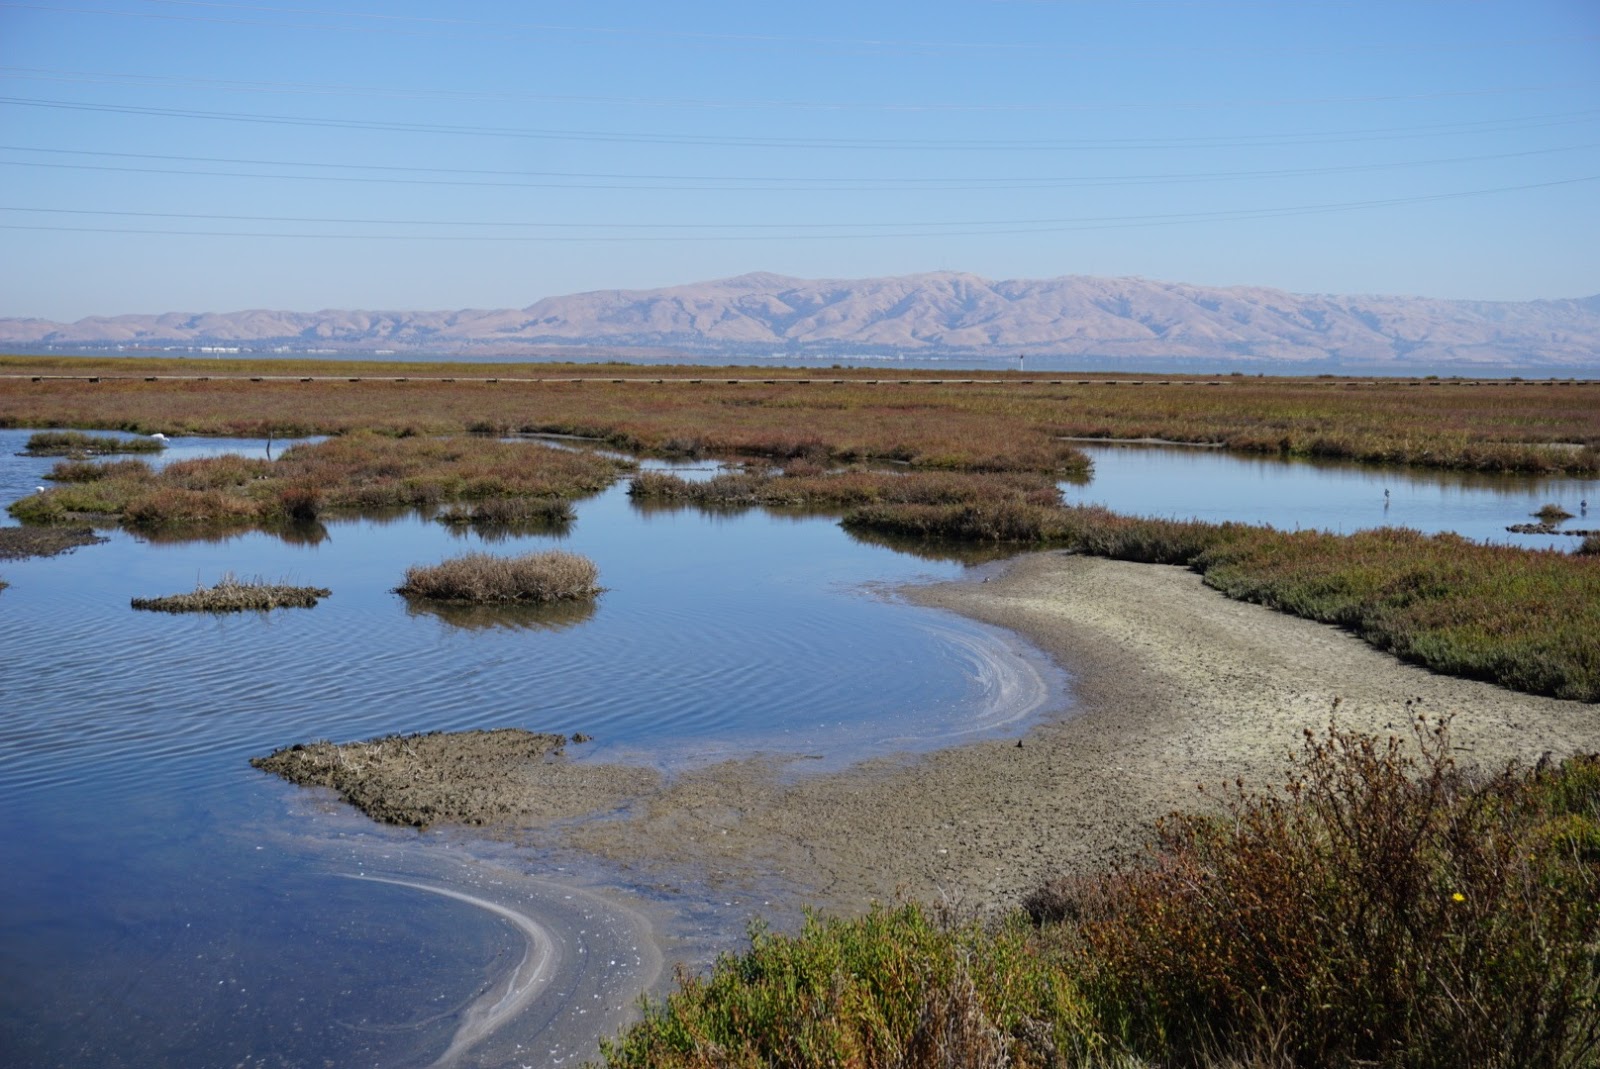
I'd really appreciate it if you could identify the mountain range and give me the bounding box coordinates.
[6,272,1598,368]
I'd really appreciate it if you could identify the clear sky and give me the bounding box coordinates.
[1,0,1597,320]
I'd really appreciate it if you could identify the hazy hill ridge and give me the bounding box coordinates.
[7,271,1599,366]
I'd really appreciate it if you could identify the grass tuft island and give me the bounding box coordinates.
[396,549,602,604]
[130,573,331,613]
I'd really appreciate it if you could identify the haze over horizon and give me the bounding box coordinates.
[2,1,1598,323]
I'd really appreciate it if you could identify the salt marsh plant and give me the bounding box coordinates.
[1034,720,1600,1069]
[23,430,165,455]
[1537,503,1576,523]
[434,496,576,529]
[131,573,331,613]
[629,468,1062,510]
[600,724,1600,1069]
[395,550,601,604]
[5,356,1597,475]
[842,503,1600,701]
[10,434,627,533]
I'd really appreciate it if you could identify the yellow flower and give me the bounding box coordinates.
[1451,892,1466,903]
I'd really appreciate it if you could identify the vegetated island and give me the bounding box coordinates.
[130,574,331,613]
[21,430,165,456]
[9,433,629,533]
[395,549,602,604]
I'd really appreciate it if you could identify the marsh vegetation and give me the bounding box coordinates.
[130,573,332,613]
[600,722,1600,1069]
[6,356,1596,475]
[22,430,165,456]
[10,433,628,532]
[395,549,602,604]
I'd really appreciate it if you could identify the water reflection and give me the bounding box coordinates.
[1065,443,1598,551]
[405,597,598,633]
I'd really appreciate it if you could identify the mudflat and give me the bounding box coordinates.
[256,552,1600,913]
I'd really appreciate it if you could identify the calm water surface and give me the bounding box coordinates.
[2,429,1594,1067]
[0,429,1054,1068]
[1066,443,1597,551]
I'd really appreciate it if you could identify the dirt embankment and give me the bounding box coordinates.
[253,553,1600,914]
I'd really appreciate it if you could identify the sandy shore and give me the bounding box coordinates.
[261,551,1600,915]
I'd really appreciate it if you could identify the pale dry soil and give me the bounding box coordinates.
[258,552,1600,915]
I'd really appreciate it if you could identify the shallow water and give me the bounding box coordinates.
[1066,443,1597,551]
[2,428,1594,1067]
[0,428,1056,1067]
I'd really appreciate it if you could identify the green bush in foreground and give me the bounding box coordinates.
[597,723,1600,1069]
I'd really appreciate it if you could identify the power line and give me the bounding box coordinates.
[2,175,1592,242]
[2,142,1595,193]
[3,65,1588,114]
[3,95,1595,151]
[8,1,1590,57]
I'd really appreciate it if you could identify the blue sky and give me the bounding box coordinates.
[1,0,1597,319]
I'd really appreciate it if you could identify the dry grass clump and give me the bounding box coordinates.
[1536,502,1576,523]
[0,525,107,560]
[130,573,331,612]
[395,550,601,604]
[1579,533,1600,556]
[23,430,165,455]
[629,468,1062,510]
[9,434,627,532]
[601,723,1600,1069]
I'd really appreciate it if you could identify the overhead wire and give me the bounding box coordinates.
[3,96,1596,151]
[2,175,1594,241]
[1,142,1596,193]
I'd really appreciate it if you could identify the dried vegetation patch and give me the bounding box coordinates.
[396,549,601,604]
[130,573,331,613]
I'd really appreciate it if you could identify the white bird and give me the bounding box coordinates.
[150,432,168,441]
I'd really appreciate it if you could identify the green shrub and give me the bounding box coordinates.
[1039,721,1600,1069]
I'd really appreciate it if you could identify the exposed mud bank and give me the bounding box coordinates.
[251,728,659,829]
[254,553,1600,915]
[0,525,107,560]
